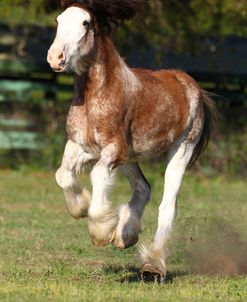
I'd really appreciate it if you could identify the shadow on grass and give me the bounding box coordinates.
[102,265,188,284]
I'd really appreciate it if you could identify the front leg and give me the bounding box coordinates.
[88,145,119,247]
[55,140,93,218]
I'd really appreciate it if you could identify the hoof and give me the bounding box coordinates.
[113,232,139,249]
[112,204,141,249]
[64,188,91,219]
[91,230,116,247]
[88,207,118,248]
[89,219,116,247]
[140,263,166,283]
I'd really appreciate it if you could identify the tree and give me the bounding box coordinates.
[1,0,246,51]
[114,0,247,52]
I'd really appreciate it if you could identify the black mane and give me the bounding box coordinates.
[60,0,142,33]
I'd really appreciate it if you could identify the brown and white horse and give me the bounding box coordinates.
[47,0,217,281]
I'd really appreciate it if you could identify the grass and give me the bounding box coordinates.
[0,164,246,301]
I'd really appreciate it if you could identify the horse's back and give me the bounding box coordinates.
[127,68,203,159]
[131,67,201,119]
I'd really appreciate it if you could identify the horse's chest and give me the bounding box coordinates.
[66,107,86,144]
[66,106,100,155]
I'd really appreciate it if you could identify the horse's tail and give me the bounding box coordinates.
[189,90,219,167]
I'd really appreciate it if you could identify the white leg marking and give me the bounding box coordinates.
[140,140,197,276]
[87,145,118,246]
[114,163,151,248]
[56,140,93,218]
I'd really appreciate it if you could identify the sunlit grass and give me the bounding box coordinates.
[0,166,246,301]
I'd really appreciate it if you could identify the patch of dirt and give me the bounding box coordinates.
[188,220,247,276]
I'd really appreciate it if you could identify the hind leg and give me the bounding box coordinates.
[55,140,93,218]
[113,163,151,249]
[140,140,196,280]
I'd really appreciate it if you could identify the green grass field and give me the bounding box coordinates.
[0,165,246,301]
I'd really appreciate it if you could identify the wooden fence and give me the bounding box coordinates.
[0,23,246,154]
[0,23,72,151]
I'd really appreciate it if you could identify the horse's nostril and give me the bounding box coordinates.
[47,49,66,69]
[58,51,65,60]
[59,60,66,67]
[58,51,66,66]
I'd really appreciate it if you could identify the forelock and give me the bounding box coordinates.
[60,0,142,34]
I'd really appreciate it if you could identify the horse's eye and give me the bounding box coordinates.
[83,20,90,27]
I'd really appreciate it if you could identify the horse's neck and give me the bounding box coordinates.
[73,36,139,105]
[88,36,123,88]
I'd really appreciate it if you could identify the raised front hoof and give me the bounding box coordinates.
[64,189,91,219]
[113,232,139,249]
[91,230,116,247]
[140,263,166,283]
[65,202,88,219]
[113,204,141,249]
[88,208,118,247]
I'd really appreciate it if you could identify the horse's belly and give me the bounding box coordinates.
[131,126,178,156]
[127,139,168,161]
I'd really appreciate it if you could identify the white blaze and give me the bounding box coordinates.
[50,7,92,72]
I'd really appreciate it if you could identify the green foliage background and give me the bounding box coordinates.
[0,1,246,175]
[1,1,247,43]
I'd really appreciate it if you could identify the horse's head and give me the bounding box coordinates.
[47,5,95,74]
[47,0,141,74]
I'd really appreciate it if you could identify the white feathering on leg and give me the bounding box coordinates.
[88,160,118,246]
[139,241,167,276]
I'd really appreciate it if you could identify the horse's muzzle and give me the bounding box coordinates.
[47,49,67,72]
